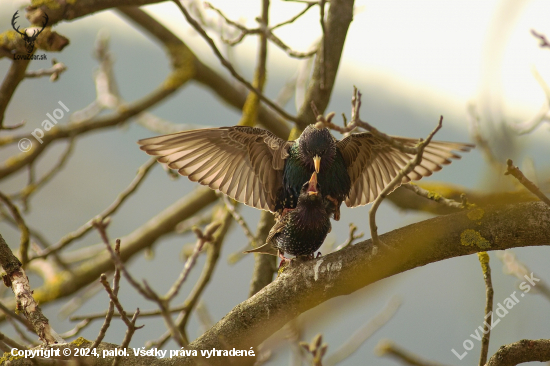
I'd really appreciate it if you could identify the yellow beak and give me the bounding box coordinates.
[313,155,321,173]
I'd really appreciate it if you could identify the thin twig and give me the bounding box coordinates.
[34,158,157,260]
[505,159,550,206]
[300,334,328,366]
[369,116,443,246]
[11,138,75,209]
[146,207,232,349]
[313,88,421,155]
[401,183,464,209]
[58,319,92,339]
[171,0,298,122]
[325,296,401,366]
[205,2,317,58]
[0,191,30,266]
[467,104,501,168]
[91,241,122,349]
[510,67,550,134]
[271,3,317,30]
[496,250,550,301]
[0,301,33,332]
[25,59,67,81]
[478,252,493,366]
[222,196,257,245]
[532,29,550,48]
[0,331,29,351]
[99,274,141,330]
[95,222,151,300]
[165,223,221,301]
[334,223,364,251]
[376,340,451,365]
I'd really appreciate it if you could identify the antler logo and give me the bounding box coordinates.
[11,11,48,54]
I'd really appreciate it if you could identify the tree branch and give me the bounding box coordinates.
[486,339,550,366]
[179,201,549,365]
[295,0,354,130]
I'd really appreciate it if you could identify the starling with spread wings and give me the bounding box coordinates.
[138,124,473,219]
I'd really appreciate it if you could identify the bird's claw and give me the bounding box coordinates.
[278,251,291,269]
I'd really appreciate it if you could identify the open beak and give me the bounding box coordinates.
[307,172,318,195]
[313,155,321,173]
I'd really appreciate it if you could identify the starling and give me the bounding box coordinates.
[138,125,473,218]
[245,172,331,264]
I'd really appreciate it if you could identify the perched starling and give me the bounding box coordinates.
[138,125,473,219]
[245,172,331,264]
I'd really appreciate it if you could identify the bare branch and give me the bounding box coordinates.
[0,191,30,266]
[531,29,550,49]
[325,296,401,365]
[33,158,156,261]
[486,339,550,366]
[248,211,277,297]
[369,116,443,246]
[300,333,328,366]
[176,201,549,366]
[335,223,364,251]
[25,59,67,81]
[166,223,221,301]
[91,241,122,349]
[171,0,298,122]
[477,252,493,366]
[496,250,550,301]
[222,196,257,247]
[0,233,64,345]
[375,339,451,366]
[505,159,550,206]
[401,183,464,210]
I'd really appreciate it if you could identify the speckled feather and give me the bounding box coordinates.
[245,176,331,258]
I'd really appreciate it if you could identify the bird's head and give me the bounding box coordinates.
[299,172,322,204]
[298,125,336,173]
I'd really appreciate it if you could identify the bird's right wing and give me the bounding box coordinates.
[337,133,474,207]
[138,126,294,212]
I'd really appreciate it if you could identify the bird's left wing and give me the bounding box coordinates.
[138,126,293,212]
[337,133,474,207]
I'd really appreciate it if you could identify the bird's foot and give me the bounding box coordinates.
[316,252,322,258]
[278,251,292,269]
[326,195,341,221]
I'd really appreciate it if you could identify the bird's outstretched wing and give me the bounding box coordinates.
[138,126,294,212]
[337,133,474,207]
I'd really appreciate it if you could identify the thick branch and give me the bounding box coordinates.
[26,0,166,25]
[180,202,549,365]
[486,339,550,366]
[295,0,354,129]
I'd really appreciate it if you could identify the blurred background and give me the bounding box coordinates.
[0,0,549,364]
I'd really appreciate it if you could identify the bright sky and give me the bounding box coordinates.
[11,0,549,130]
[136,0,550,123]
